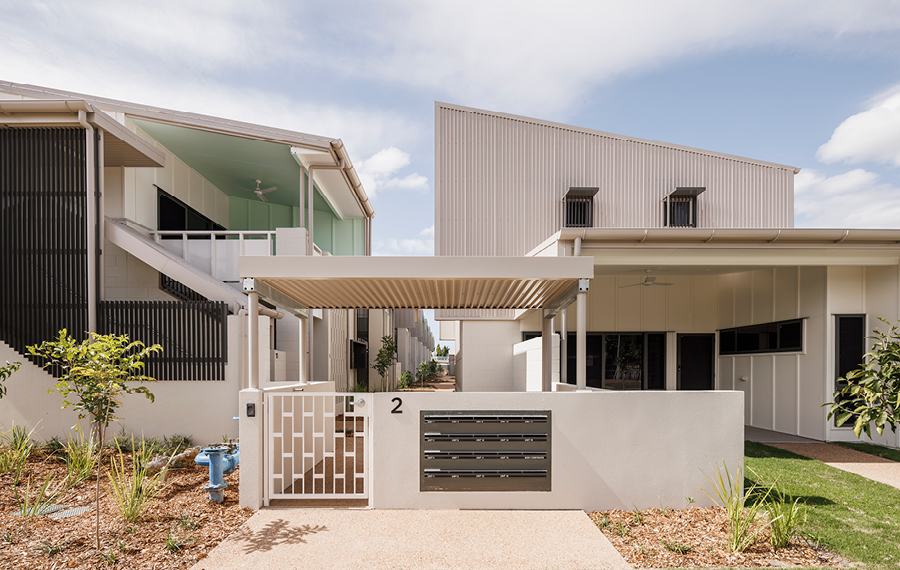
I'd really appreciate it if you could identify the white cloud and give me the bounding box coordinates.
[373,237,434,256]
[794,168,900,228]
[337,0,900,115]
[357,147,430,198]
[420,225,435,237]
[817,85,900,167]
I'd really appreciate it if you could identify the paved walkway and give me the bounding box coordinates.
[745,426,821,444]
[190,508,631,570]
[770,442,900,491]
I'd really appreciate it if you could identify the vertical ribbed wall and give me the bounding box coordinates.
[0,127,88,358]
[435,104,796,258]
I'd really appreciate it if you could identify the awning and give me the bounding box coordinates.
[239,255,594,310]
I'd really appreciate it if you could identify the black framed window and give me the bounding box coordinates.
[523,331,666,390]
[834,314,866,427]
[719,319,804,355]
[157,187,224,236]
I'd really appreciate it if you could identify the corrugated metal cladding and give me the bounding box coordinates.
[435,104,796,258]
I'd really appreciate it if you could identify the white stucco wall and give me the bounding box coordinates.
[458,320,522,391]
[0,315,246,446]
[369,391,743,511]
[512,335,559,391]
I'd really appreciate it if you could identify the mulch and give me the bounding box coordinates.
[589,507,848,568]
[0,449,253,569]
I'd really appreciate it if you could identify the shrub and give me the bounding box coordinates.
[106,437,169,523]
[16,473,64,517]
[701,462,772,552]
[371,336,398,390]
[64,432,98,488]
[766,489,806,549]
[164,433,193,455]
[398,371,413,390]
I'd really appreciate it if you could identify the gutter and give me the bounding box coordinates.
[556,227,900,246]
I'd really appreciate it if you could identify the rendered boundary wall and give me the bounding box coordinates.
[369,391,743,511]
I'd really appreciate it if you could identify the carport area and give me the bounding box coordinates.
[234,254,744,514]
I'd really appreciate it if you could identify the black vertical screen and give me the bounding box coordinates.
[0,128,88,359]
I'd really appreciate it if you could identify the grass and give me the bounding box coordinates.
[833,441,900,462]
[745,441,900,568]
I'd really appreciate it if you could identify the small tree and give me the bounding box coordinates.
[371,335,397,391]
[435,345,449,357]
[826,318,900,438]
[27,329,161,551]
[0,360,20,399]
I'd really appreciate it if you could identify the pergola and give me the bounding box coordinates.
[238,255,595,390]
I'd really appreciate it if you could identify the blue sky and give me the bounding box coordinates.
[4,0,900,346]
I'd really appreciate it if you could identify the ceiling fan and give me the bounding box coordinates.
[234,179,277,202]
[619,269,674,288]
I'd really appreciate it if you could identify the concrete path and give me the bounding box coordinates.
[770,442,900,491]
[190,508,631,570]
[745,426,821,444]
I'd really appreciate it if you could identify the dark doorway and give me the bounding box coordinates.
[678,334,715,390]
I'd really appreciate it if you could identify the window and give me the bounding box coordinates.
[157,187,224,236]
[719,319,804,355]
[563,187,598,228]
[663,187,704,228]
[523,331,666,390]
[834,315,866,426]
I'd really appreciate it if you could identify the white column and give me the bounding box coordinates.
[248,291,260,390]
[542,315,553,392]
[576,289,587,391]
[559,310,567,383]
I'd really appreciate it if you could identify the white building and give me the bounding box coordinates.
[0,81,431,443]
[434,102,900,448]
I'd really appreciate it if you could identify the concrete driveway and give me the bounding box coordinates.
[190,508,631,570]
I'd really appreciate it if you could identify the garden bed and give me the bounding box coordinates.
[590,506,847,568]
[0,449,252,569]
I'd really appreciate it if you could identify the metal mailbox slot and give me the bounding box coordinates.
[420,410,551,492]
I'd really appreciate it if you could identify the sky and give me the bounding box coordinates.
[3,0,900,347]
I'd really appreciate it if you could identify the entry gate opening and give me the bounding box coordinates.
[266,393,369,501]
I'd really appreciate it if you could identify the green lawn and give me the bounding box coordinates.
[833,441,900,463]
[745,441,900,570]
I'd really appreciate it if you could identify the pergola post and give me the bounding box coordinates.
[542,314,553,392]
[248,290,260,390]
[576,278,588,391]
[559,309,567,383]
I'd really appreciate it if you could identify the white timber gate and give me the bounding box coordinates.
[265,392,370,501]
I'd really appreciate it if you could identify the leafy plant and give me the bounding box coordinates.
[701,461,773,552]
[350,382,369,393]
[827,317,900,438]
[3,421,37,450]
[416,359,441,387]
[596,513,610,528]
[766,489,806,549]
[35,539,66,558]
[0,360,20,399]
[435,344,449,357]
[371,335,397,390]
[165,530,187,552]
[615,520,629,537]
[164,433,193,455]
[64,431,99,488]
[661,539,693,554]
[632,508,643,525]
[28,329,161,550]
[41,435,66,456]
[397,370,413,390]
[107,436,170,523]
[16,473,64,517]
[96,550,117,565]
[177,511,201,530]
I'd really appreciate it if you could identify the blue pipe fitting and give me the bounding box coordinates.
[200,445,239,503]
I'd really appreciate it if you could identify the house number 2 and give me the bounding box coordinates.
[391,397,403,414]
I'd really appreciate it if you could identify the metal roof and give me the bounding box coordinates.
[239,256,594,310]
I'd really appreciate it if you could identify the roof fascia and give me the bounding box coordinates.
[435,101,801,174]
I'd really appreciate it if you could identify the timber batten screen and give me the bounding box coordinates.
[99,301,228,381]
[0,127,88,359]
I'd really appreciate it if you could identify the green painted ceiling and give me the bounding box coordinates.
[132,119,334,213]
